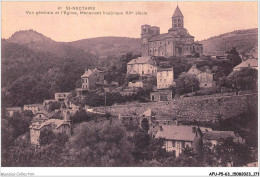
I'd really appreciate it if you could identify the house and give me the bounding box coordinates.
[141,5,203,57]
[188,66,214,88]
[5,107,22,117]
[157,68,174,89]
[31,110,54,123]
[150,89,172,101]
[23,104,42,114]
[203,131,245,146]
[128,81,144,88]
[127,56,157,76]
[233,58,258,71]
[55,92,70,101]
[30,110,71,145]
[155,125,202,157]
[81,68,105,91]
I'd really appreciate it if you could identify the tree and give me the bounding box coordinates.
[227,67,258,91]
[70,108,90,124]
[227,47,242,67]
[176,73,200,95]
[63,121,135,167]
[202,138,253,167]
[141,118,149,133]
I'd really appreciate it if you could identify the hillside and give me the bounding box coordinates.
[69,37,141,59]
[200,28,258,55]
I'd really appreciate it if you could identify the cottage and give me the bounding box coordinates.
[233,58,258,71]
[127,56,157,76]
[203,131,245,146]
[30,111,71,145]
[150,89,172,101]
[81,68,105,91]
[155,125,202,157]
[157,68,174,89]
[23,104,41,114]
[55,92,70,101]
[5,107,22,117]
[188,66,214,88]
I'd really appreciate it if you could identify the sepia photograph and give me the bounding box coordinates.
[1,0,259,176]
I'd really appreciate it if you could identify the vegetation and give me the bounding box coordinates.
[176,72,200,95]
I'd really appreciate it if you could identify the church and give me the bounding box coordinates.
[141,5,203,57]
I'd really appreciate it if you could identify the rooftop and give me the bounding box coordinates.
[127,56,155,65]
[234,58,258,70]
[203,131,236,141]
[155,125,198,142]
[172,5,184,17]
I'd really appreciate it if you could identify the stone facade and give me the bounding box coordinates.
[81,68,105,90]
[141,6,203,57]
[127,56,157,76]
[157,68,174,89]
[150,89,173,101]
[188,66,214,88]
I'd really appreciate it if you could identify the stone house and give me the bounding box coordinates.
[141,5,203,57]
[233,58,258,71]
[5,107,22,117]
[81,68,105,91]
[127,56,157,76]
[157,67,175,89]
[188,66,214,88]
[155,125,202,157]
[23,104,42,114]
[55,92,70,101]
[31,110,54,123]
[30,110,71,145]
[150,89,172,101]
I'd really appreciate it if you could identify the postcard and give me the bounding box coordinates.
[1,1,258,176]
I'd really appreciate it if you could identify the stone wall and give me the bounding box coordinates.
[94,93,257,122]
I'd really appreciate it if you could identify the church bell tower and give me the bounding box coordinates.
[172,5,184,30]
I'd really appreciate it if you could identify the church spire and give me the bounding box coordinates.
[172,5,184,17]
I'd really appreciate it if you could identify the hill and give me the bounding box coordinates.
[69,37,141,59]
[200,28,258,55]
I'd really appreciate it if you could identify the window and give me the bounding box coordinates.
[172,140,175,147]
[181,141,185,148]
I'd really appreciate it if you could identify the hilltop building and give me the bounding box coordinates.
[141,5,203,57]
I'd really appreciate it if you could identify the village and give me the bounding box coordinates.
[3,5,258,167]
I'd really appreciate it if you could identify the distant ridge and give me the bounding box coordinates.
[200,28,258,55]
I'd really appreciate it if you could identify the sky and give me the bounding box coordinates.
[1,1,258,42]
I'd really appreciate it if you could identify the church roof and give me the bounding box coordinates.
[149,33,170,42]
[172,5,184,17]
